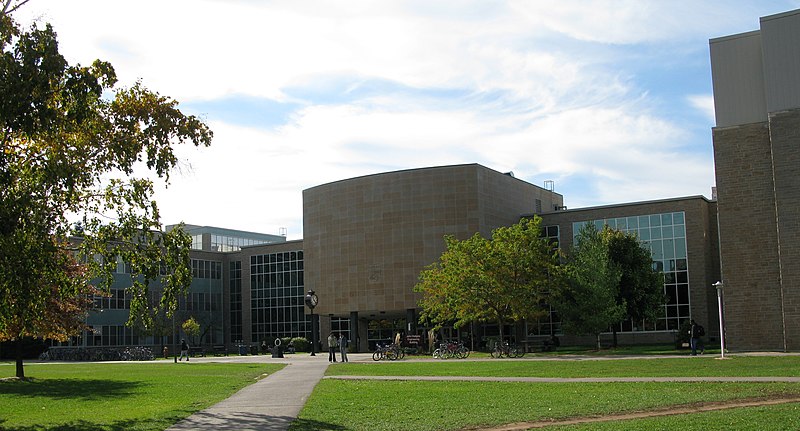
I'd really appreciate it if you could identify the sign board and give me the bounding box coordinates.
[405,335,422,345]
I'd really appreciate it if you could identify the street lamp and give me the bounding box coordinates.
[713,281,725,358]
[304,289,319,356]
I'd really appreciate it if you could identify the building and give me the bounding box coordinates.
[74,8,800,353]
[303,164,563,351]
[710,9,800,351]
[537,196,720,345]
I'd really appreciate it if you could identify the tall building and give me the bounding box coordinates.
[710,9,800,351]
[303,164,563,351]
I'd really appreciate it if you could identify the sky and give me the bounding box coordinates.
[13,1,800,240]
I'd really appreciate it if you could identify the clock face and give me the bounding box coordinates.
[310,294,319,306]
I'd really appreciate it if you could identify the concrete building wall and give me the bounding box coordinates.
[768,109,800,351]
[710,8,800,351]
[712,122,784,350]
[302,164,562,321]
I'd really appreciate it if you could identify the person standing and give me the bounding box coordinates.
[339,333,348,362]
[689,319,700,356]
[179,339,190,361]
[327,332,338,362]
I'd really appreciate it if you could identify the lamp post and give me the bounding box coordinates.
[713,281,725,358]
[304,289,318,356]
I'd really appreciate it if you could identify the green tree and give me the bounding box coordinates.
[603,228,665,347]
[182,317,201,346]
[0,3,212,378]
[415,217,561,344]
[553,223,625,350]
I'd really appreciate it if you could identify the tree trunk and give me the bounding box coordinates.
[612,327,618,348]
[15,339,25,379]
[595,333,602,351]
[497,318,505,345]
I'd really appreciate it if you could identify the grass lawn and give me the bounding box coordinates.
[326,355,800,378]
[0,361,285,431]
[291,355,800,431]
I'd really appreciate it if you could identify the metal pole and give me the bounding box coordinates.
[714,281,725,358]
[310,309,316,356]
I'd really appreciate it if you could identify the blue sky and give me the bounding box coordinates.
[15,1,800,239]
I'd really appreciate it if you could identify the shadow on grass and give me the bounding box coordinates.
[167,411,346,431]
[0,416,180,431]
[289,418,347,431]
[0,378,142,401]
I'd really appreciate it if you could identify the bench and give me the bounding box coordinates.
[212,345,227,356]
[525,335,560,352]
[188,346,205,357]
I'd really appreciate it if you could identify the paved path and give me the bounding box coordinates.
[165,353,364,431]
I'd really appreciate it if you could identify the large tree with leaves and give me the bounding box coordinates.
[0,2,212,378]
[552,223,626,350]
[603,228,665,347]
[415,217,561,344]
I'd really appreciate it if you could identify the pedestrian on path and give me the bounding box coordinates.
[327,332,338,362]
[339,333,348,362]
[689,319,704,356]
[179,339,190,361]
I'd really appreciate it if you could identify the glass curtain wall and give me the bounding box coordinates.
[573,211,689,332]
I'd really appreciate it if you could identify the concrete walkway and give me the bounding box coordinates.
[165,353,363,431]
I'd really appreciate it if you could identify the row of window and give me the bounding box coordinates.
[250,252,307,341]
[211,234,273,252]
[250,251,303,265]
[230,261,243,342]
[192,259,222,279]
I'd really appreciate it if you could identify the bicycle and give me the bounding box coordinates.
[433,341,470,359]
[372,343,403,361]
[490,341,524,358]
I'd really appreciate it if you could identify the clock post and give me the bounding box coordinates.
[304,289,318,356]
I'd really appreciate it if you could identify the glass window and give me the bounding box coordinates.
[674,238,687,259]
[650,214,661,227]
[650,227,662,240]
[663,239,675,259]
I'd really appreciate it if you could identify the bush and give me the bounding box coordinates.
[289,337,310,352]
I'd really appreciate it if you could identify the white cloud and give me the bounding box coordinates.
[687,94,716,124]
[12,0,786,237]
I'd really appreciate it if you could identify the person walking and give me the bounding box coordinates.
[178,339,190,361]
[689,319,702,356]
[339,333,348,362]
[327,332,338,363]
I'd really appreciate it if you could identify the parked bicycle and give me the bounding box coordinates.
[372,343,405,361]
[490,341,524,358]
[432,341,470,359]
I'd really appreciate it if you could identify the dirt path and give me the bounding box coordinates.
[475,395,800,430]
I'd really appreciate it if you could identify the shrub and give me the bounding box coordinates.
[289,337,310,352]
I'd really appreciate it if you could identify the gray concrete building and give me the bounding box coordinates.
[710,9,800,351]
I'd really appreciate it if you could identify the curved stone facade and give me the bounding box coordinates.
[302,164,563,322]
